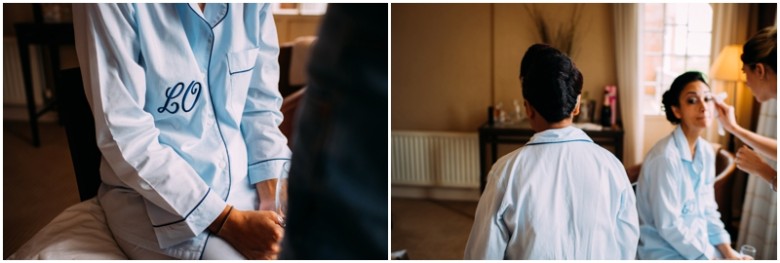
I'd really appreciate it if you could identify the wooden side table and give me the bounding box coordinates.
[14,22,75,147]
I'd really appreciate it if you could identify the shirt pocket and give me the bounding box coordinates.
[227,48,259,112]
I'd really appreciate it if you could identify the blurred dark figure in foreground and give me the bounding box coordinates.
[280,4,388,260]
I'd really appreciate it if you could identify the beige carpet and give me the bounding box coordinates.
[391,197,478,260]
[3,120,80,259]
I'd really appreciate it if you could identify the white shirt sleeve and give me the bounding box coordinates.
[643,156,716,260]
[464,163,510,259]
[240,3,292,185]
[74,3,225,248]
[615,186,640,259]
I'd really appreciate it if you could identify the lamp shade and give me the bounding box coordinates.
[710,45,747,82]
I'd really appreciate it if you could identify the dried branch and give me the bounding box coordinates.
[523,4,584,58]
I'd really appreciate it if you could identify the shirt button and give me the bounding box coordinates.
[219,161,226,169]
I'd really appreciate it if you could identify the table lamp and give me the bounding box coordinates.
[709,44,747,151]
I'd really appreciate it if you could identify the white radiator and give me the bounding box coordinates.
[4,37,45,106]
[391,131,479,188]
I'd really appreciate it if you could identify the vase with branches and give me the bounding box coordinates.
[523,4,584,58]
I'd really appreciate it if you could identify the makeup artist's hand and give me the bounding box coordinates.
[713,100,738,133]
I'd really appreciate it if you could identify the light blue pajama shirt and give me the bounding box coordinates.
[636,125,731,260]
[465,126,639,259]
[73,3,290,259]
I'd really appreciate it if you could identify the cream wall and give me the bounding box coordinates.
[391,4,492,132]
[642,115,676,157]
[392,3,618,133]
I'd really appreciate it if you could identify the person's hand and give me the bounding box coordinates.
[736,146,771,175]
[713,99,738,133]
[217,209,284,259]
[721,248,748,260]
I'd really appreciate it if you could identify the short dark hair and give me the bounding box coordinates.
[519,43,583,123]
[661,71,709,124]
[742,26,777,72]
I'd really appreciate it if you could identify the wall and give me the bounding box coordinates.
[391,3,618,132]
[391,4,492,132]
[642,115,676,157]
[273,14,323,44]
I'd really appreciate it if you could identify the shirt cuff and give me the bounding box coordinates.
[248,159,289,185]
[152,190,226,248]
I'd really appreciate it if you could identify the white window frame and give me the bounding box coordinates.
[640,3,713,115]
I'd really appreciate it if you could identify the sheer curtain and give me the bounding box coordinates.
[737,99,777,260]
[612,3,643,166]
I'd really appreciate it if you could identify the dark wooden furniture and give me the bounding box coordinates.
[478,121,624,192]
[14,22,75,147]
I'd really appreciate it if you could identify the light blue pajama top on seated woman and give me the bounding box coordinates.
[73,3,290,259]
[465,126,639,260]
[636,125,731,260]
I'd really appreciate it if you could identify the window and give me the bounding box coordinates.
[641,3,713,115]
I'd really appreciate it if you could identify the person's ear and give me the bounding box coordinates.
[671,105,682,120]
[523,100,535,120]
[571,95,581,116]
[756,63,767,79]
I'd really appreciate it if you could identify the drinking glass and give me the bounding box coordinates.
[740,244,756,259]
[275,162,289,227]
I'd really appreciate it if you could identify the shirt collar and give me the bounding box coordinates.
[527,125,593,145]
[672,125,693,161]
[672,125,705,172]
[187,3,228,28]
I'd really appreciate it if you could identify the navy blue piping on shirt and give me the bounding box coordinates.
[247,158,292,167]
[199,230,211,260]
[188,4,233,202]
[229,66,255,75]
[210,4,228,29]
[188,4,233,258]
[152,188,212,228]
[524,139,593,146]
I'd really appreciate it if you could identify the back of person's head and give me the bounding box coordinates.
[742,26,777,73]
[662,71,709,124]
[519,43,583,123]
